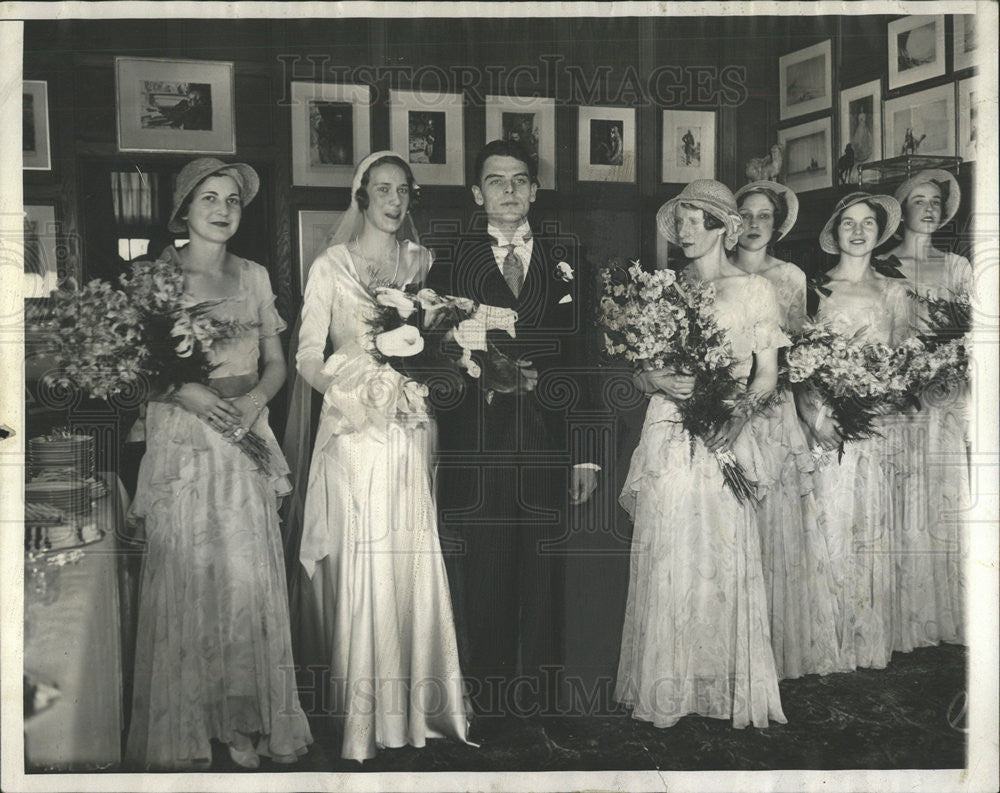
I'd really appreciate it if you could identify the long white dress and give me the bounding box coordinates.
[753,261,844,678]
[616,273,788,729]
[295,241,471,762]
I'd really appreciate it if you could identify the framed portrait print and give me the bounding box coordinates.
[957,77,977,162]
[389,89,464,186]
[661,109,715,183]
[884,83,955,158]
[778,40,832,120]
[577,106,636,183]
[952,14,978,72]
[484,95,556,189]
[297,209,343,291]
[777,117,832,193]
[23,204,59,298]
[23,80,51,170]
[888,15,945,91]
[115,57,235,153]
[291,82,371,187]
[839,79,883,168]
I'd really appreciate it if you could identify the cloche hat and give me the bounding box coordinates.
[735,180,799,241]
[656,179,744,250]
[167,157,260,233]
[894,169,960,229]
[818,191,901,255]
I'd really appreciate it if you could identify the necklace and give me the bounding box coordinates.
[354,238,401,288]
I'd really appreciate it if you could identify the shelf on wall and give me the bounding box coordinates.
[857,155,963,187]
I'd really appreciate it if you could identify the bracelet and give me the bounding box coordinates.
[246,389,265,412]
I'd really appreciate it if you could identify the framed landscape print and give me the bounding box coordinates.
[952,14,978,72]
[23,204,59,297]
[22,80,51,170]
[291,82,371,187]
[485,95,556,189]
[115,57,235,153]
[887,15,945,91]
[777,116,832,193]
[297,209,343,291]
[577,106,636,183]
[661,109,715,183]
[957,77,977,162]
[389,89,464,186]
[778,40,832,120]
[839,79,883,168]
[884,83,955,158]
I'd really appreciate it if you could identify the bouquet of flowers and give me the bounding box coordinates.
[909,290,972,347]
[367,285,525,406]
[904,289,971,397]
[31,258,273,473]
[599,260,767,504]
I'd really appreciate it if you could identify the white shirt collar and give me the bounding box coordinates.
[488,221,532,249]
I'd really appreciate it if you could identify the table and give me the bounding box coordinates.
[23,475,128,770]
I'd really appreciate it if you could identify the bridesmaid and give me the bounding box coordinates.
[800,192,913,671]
[732,181,843,678]
[885,170,970,650]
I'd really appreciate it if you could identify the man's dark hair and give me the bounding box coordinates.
[473,139,538,187]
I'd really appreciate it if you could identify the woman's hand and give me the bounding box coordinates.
[172,383,242,433]
[809,415,842,451]
[634,368,696,401]
[705,415,748,453]
[224,392,264,438]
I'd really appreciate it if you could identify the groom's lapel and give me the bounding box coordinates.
[464,233,514,308]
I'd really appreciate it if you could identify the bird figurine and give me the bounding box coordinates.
[745,143,783,183]
[837,143,856,185]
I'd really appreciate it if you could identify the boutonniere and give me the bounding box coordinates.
[554,261,574,282]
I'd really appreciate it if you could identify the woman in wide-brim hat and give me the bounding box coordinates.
[885,170,970,653]
[126,157,313,770]
[802,190,917,673]
[616,179,788,730]
[731,180,844,680]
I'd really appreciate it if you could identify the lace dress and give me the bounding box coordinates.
[811,275,914,670]
[126,251,312,769]
[616,273,788,729]
[754,262,844,678]
[295,242,471,762]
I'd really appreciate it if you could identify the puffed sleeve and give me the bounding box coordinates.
[252,263,287,338]
[783,263,808,333]
[886,279,916,346]
[947,253,974,297]
[752,276,791,353]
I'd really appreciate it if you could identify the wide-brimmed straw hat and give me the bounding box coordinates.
[735,180,799,241]
[656,179,744,250]
[167,157,260,233]
[818,191,901,255]
[894,169,960,229]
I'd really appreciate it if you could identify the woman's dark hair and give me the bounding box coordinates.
[835,199,887,238]
[679,201,725,230]
[473,138,538,187]
[176,167,246,228]
[737,188,788,242]
[355,155,419,211]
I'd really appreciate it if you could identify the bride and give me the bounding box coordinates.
[288,151,472,761]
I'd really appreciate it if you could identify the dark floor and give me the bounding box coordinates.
[212,643,966,773]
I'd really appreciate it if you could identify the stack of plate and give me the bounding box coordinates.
[28,435,95,479]
[25,479,92,518]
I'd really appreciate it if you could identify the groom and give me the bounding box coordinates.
[427,139,601,730]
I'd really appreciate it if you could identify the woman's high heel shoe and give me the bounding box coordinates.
[228,735,260,769]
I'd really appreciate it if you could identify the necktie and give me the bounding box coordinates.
[502,243,523,298]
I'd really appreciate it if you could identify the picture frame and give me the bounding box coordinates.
[952,14,978,72]
[389,89,464,186]
[661,109,715,183]
[115,56,235,154]
[884,83,955,159]
[23,204,59,298]
[777,116,832,193]
[577,106,636,183]
[838,79,883,169]
[957,77,977,162]
[22,80,51,170]
[887,15,945,91]
[291,82,371,187]
[297,209,343,292]
[484,95,556,190]
[778,40,832,120]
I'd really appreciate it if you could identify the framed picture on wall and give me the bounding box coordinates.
[778,40,832,120]
[291,82,371,187]
[297,209,343,291]
[957,77,977,162]
[661,109,715,182]
[23,80,51,170]
[887,15,945,91]
[484,95,556,189]
[884,83,955,158]
[952,14,978,72]
[777,116,832,193]
[115,57,235,153]
[838,79,883,169]
[23,203,59,298]
[577,106,636,182]
[389,89,464,186]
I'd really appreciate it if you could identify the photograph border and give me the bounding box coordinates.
[660,109,716,183]
[22,202,59,298]
[887,14,946,91]
[22,80,50,171]
[576,105,636,183]
[958,75,977,162]
[290,81,372,188]
[389,88,465,186]
[952,14,978,73]
[778,39,833,121]
[777,115,832,193]
[484,95,556,190]
[296,208,343,293]
[884,82,956,159]
[838,78,883,169]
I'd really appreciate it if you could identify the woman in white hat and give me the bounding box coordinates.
[803,191,914,672]
[885,170,969,651]
[617,179,787,730]
[127,158,312,769]
[289,152,471,762]
[731,182,843,680]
